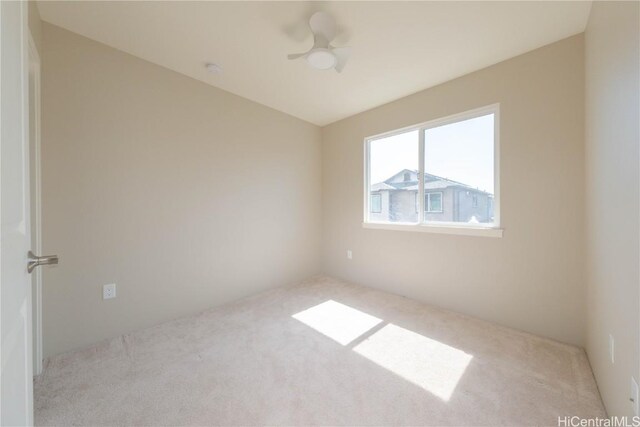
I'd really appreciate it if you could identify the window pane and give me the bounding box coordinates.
[369,130,418,223]
[426,192,442,212]
[423,114,494,225]
[370,194,382,213]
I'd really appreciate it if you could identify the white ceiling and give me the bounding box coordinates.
[37,1,592,126]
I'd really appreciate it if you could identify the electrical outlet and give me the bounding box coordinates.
[631,377,639,416]
[103,283,116,300]
[609,334,615,364]
[347,250,353,260]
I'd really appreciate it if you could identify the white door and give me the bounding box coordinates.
[1,1,34,425]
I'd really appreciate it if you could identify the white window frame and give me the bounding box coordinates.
[363,103,503,238]
[425,192,444,213]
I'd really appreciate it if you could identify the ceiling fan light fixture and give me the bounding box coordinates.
[306,48,337,70]
[288,12,350,72]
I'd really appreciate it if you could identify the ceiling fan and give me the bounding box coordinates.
[287,12,351,73]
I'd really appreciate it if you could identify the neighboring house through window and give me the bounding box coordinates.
[426,192,443,213]
[371,194,382,213]
[364,104,500,236]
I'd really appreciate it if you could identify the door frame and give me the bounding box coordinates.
[28,30,43,376]
[0,0,35,423]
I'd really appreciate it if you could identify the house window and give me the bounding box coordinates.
[364,104,500,236]
[371,194,382,213]
[425,192,443,213]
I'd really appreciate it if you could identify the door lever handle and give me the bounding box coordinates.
[27,251,59,274]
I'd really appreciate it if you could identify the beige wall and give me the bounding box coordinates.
[585,1,640,417]
[28,1,42,53]
[322,35,586,345]
[41,23,321,357]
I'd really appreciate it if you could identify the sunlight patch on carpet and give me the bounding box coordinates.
[292,300,383,345]
[353,324,472,401]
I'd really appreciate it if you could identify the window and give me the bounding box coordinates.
[364,104,501,237]
[366,129,418,223]
[371,194,382,213]
[425,192,443,213]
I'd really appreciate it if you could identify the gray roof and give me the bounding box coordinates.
[402,181,455,191]
[372,169,492,195]
[370,182,396,191]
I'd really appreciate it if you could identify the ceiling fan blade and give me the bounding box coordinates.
[287,52,308,60]
[331,46,350,72]
[309,12,337,42]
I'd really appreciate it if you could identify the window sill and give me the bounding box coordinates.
[362,222,504,238]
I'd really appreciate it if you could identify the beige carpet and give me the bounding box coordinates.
[35,276,605,426]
